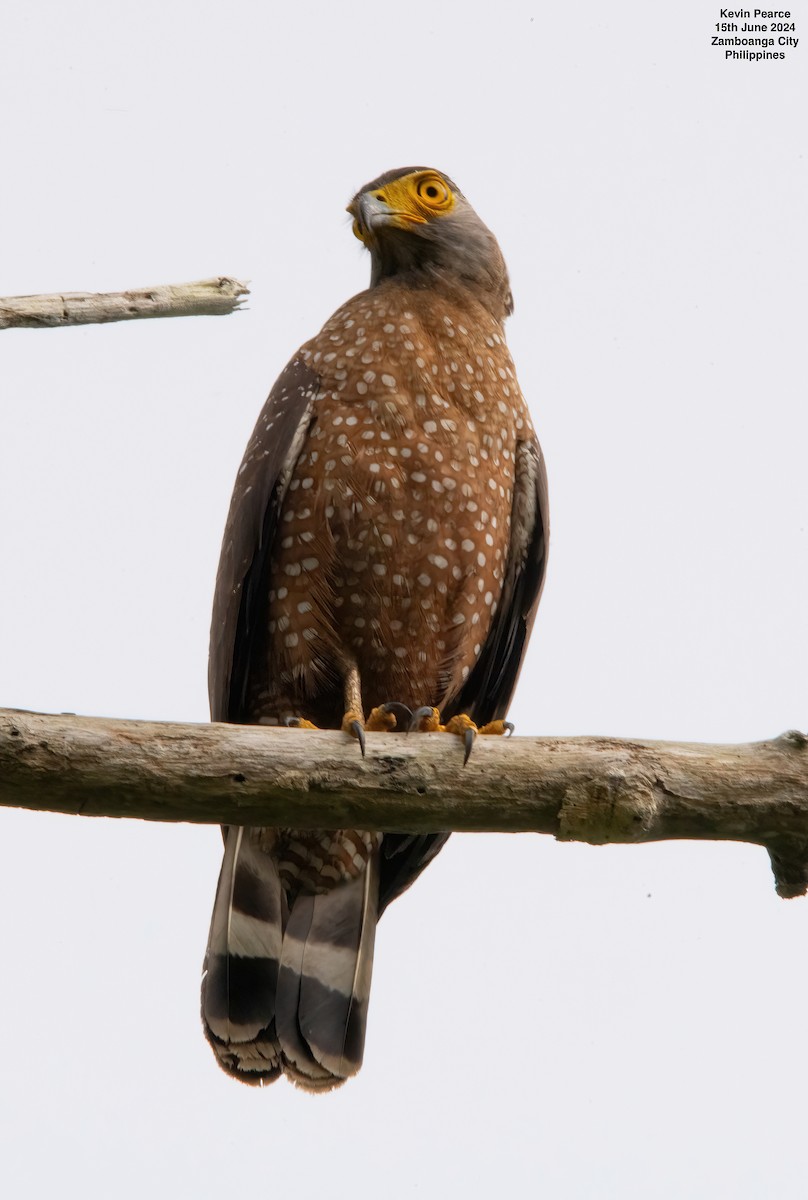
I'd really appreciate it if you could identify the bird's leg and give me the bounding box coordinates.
[339,656,367,755]
[337,654,418,753]
[281,664,413,755]
[409,707,514,765]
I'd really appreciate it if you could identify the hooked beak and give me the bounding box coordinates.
[349,192,426,241]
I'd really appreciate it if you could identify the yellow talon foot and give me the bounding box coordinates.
[408,709,512,764]
[341,710,367,756]
[341,702,416,755]
[444,714,477,738]
[410,711,478,763]
[410,706,444,734]
[283,716,319,730]
[365,705,400,733]
[443,714,478,765]
[478,719,515,737]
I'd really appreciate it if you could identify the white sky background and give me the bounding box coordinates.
[1,1,806,1195]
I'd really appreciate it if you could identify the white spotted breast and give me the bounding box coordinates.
[266,282,533,710]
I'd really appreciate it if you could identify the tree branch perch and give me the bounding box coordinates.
[1,708,806,897]
[0,277,249,329]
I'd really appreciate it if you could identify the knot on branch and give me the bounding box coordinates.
[557,771,661,844]
[776,730,808,752]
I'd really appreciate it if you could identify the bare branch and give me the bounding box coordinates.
[0,277,249,329]
[1,708,806,896]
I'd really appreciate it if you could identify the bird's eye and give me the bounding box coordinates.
[415,175,452,209]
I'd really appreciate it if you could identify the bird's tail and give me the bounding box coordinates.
[201,827,379,1090]
[201,826,284,1083]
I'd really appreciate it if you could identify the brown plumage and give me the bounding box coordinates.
[202,166,549,1089]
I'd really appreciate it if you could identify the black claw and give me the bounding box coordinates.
[463,727,476,766]
[409,705,437,733]
[503,721,515,737]
[379,701,414,732]
[350,719,366,757]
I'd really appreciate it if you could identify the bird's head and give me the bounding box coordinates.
[347,167,513,321]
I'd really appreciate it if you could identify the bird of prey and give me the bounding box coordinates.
[202,166,548,1090]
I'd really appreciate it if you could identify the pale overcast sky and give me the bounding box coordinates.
[1,2,806,1197]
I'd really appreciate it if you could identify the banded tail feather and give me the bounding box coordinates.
[201,826,284,1083]
[279,855,379,1089]
[201,827,379,1091]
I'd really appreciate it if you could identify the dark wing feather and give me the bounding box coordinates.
[378,832,451,916]
[208,358,321,723]
[447,437,549,726]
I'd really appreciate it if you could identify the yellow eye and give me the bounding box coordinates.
[414,175,452,210]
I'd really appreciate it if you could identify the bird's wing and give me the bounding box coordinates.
[378,832,451,916]
[447,436,549,726]
[208,358,321,724]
